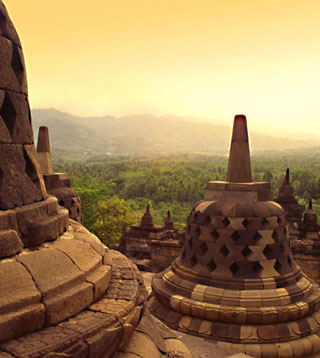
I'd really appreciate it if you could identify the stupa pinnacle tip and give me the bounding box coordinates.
[285,168,290,183]
[36,126,54,175]
[226,114,252,183]
[37,126,50,153]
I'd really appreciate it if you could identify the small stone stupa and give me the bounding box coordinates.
[149,115,320,358]
[0,3,190,357]
[118,205,182,272]
[299,199,320,240]
[274,168,304,235]
[291,199,320,284]
[37,126,82,223]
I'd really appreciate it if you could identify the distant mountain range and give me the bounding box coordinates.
[31,108,320,159]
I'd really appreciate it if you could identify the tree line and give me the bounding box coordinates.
[54,154,320,246]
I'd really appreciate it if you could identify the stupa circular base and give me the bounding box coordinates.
[149,264,320,358]
[0,221,190,358]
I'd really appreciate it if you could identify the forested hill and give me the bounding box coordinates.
[31,109,320,159]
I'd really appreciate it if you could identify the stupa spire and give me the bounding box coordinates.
[37,126,50,152]
[285,167,290,183]
[141,203,153,227]
[37,126,54,174]
[226,114,252,183]
[309,198,313,210]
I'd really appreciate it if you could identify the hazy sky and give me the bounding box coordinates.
[6,0,320,133]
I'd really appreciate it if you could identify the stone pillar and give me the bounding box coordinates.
[226,114,252,183]
[36,126,82,223]
[36,126,54,174]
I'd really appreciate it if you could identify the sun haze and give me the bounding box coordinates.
[6,0,320,133]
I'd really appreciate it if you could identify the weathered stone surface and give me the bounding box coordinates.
[85,325,122,358]
[0,37,19,92]
[0,210,18,231]
[52,238,102,274]
[0,90,11,143]
[0,260,40,313]
[0,144,43,209]
[0,3,21,46]
[17,248,93,325]
[46,181,82,223]
[86,265,111,301]
[23,144,46,198]
[0,91,32,144]
[119,331,162,358]
[71,228,105,257]
[226,115,252,183]
[0,260,44,342]
[0,229,22,257]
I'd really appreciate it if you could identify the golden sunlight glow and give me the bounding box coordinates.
[6,0,320,133]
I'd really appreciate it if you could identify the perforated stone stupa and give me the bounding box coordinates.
[291,199,320,284]
[37,126,82,223]
[274,168,304,236]
[0,3,191,357]
[118,205,182,272]
[149,115,320,358]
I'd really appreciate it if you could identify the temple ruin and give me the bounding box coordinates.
[149,115,320,358]
[117,205,182,272]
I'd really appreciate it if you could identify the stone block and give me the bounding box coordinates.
[23,144,47,197]
[0,144,43,209]
[86,265,111,301]
[46,283,93,326]
[120,331,161,358]
[0,260,41,313]
[72,230,105,257]
[1,92,32,144]
[0,210,18,231]
[165,338,192,358]
[14,199,48,233]
[0,303,45,343]
[90,299,135,319]
[17,248,93,325]
[0,4,21,45]
[0,229,22,257]
[43,340,88,358]
[85,324,122,358]
[0,36,20,92]
[1,325,80,357]
[0,260,44,342]
[22,214,61,247]
[52,238,102,273]
[46,195,59,215]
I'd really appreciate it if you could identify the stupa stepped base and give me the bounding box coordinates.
[149,267,320,358]
[149,296,320,358]
[0,221,190,358]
